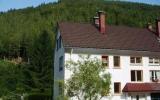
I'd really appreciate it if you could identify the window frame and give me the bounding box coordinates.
[59,56,63,71]
[113,56,120,68]
[130,56,142,65]
[150,70,160,82]
[131,70,143,82]
[57,36,62,51]
[102,55,109,67]
[114,82,121,94]
[149,58,160,66]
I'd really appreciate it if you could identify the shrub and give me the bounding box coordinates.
[25,93,51,100]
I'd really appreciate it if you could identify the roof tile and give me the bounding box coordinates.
[59,22,160,52]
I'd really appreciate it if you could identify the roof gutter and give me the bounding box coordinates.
[64,46,160,58]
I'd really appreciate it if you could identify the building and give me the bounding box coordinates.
[54,11,160,100]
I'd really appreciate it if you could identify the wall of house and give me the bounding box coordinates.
[53,30,65,100]
[64,53,160,100]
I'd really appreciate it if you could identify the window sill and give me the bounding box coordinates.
[113,93,122,96]
[113,67,121,69]
[130,81,143,83]
[149,64,160,66]
[130,63,143,66]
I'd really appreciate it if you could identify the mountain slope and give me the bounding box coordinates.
[0,0,160,57]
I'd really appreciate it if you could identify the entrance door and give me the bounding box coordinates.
[151,93,160,100]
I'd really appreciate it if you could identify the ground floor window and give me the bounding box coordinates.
[114,82,121,94]
[151,93,160,100]
[131,94,145,100]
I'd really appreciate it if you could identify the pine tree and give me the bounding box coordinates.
[28,30,53,92]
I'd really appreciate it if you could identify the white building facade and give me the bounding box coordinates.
[54,11,160,100]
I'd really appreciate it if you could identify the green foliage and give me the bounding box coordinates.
[25,93,51,100]
[0,60,27,98]
[28,30,53,90]
[66,55,111,100]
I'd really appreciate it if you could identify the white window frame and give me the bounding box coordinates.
[131,70,143,82]
[130,57,142,66]
[102,56,109,67]
[149,58,160,66]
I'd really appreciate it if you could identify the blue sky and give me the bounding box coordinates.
[0,0,58,12]
[0,0,160,12]
[121,0,160,5]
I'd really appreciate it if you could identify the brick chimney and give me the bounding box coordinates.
[156,19,160,37]
[98,11,106,34]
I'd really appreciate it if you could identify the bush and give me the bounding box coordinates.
[26,93,51,100]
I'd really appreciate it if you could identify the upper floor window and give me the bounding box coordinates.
[114,82,121,94]
[130,57,142,65]
[114,56,120,68]
[149,58,160,65]
[102,56,108,67]
[59,56,63,71]
[57,36,62,51]
[131,70,143,82]
[150,70,160,82]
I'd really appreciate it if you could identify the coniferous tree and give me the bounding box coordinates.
[28,30,53,91]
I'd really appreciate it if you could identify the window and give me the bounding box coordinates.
[131,70,143,82]
[102,56,108,67]
[114,56,120,67]
[130,57,142,65]
[114,82,121,94]
[149,58,160,65]
[150,70,160,82]
[57,36,62,51]
[59,56,63,71]
[59,36,62,49]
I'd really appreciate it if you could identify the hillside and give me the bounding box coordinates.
[0,0,160,58]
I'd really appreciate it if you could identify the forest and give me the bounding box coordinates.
[0,0,160,99]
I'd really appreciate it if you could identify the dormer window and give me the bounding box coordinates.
[130,57,142,65]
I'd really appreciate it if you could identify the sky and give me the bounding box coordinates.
[0,0,58,12]
[121,0,160,5]
[0,0,160,12]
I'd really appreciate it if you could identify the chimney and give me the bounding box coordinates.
[156,19,160,37]
[98,11,106,34]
